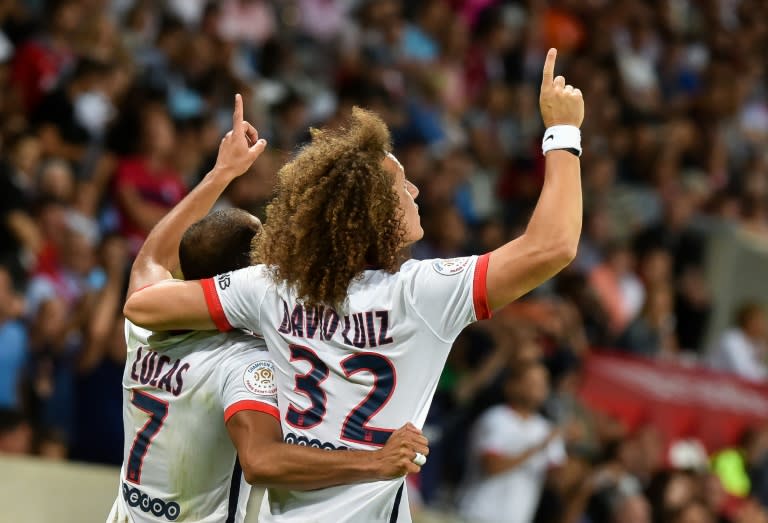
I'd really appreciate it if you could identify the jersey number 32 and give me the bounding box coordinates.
[285,344,396,446]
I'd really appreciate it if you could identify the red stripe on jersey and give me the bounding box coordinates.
[473,253,492,320]
[224,400,280,423]
[200,278,233,332]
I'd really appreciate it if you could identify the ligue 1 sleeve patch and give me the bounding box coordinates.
[243,360,277,396]
[431,258,471,276]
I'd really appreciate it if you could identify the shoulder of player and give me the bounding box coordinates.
[187,328,268,354]
[397,257,479,280]
[134,328,267,361]
[213,264,273,290]
[478,404,522,427]
[197,330,271,369]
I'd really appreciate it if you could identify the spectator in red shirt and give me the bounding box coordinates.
[10,0,80,112]
[112,103,186,255]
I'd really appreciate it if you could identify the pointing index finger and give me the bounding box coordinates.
[232,93,244,131]
[541,48,557,88]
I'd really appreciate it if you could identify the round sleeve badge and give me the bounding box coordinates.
[243,360,277,396]
[431,257,471,276]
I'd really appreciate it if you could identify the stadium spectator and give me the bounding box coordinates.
[617,284,678,357]
[31,58,114,172]
[588,241,645,337]
[10,0,80,112]
[0,132,43,282]
[69,234,127,465]
[459,363,565,523]
[0,265,27,410]
[112,103,186,255]
[709,302,768,382]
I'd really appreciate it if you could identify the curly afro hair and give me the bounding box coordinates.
[252,107,406,308]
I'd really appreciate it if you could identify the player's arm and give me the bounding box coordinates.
[486,48,584,310]
[127,94,267,297]
[124,279,215,330]
[226,412,428,490]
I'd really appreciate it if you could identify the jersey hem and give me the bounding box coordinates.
[201,278,234,332]
[224,399,280,423]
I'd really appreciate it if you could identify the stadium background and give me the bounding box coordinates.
[2,0,768,522]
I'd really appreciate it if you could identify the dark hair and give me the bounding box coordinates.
[179,209,261,280]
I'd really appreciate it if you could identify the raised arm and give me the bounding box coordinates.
[126,94,267,297]
[227,412,428,490]
[486,48,584,310]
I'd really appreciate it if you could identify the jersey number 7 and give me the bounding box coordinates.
[285,344,396,446]
[126,390,169,484]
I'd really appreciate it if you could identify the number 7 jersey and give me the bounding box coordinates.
[107,321,279,523]
[201,255,491,522]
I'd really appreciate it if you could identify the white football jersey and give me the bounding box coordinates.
[107,321,279,523]
[201,255,491,522]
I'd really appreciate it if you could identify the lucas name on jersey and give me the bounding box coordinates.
[276,300,394,348]
[129,346,189,396]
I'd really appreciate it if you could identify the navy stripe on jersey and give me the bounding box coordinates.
[226,456,243,523]
[389,482,405,523]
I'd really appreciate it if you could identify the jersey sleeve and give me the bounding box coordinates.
[200,266,269,334]
[219,343,279,423]
[403,254,491,341]
[473,408,509,455]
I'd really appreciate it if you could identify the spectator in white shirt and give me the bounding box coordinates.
[459,363,566,523]
[709,302,768,382]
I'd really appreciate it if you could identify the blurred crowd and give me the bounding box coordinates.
[2,0,768,522]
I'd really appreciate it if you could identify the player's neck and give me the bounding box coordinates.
[507,402,535,419]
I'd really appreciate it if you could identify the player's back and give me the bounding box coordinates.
[108,321,277,523]
[209,255,490,522]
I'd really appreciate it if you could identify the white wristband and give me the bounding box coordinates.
[542,125,582,157]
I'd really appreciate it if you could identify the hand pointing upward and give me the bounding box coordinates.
[213,93,268,179]
[539,48,584,128]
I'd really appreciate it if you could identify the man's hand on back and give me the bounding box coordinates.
[372,423,430,479]
[213,93,268,181]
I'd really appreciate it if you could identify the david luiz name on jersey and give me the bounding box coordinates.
[129,346,190,396]
[277,301,394,349]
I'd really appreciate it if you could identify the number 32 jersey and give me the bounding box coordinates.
[107,321,279,523]
[201,255,491,522]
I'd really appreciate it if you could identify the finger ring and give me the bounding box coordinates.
[413,452,427,466]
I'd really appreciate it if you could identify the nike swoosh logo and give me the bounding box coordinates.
[544,134,554,142]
